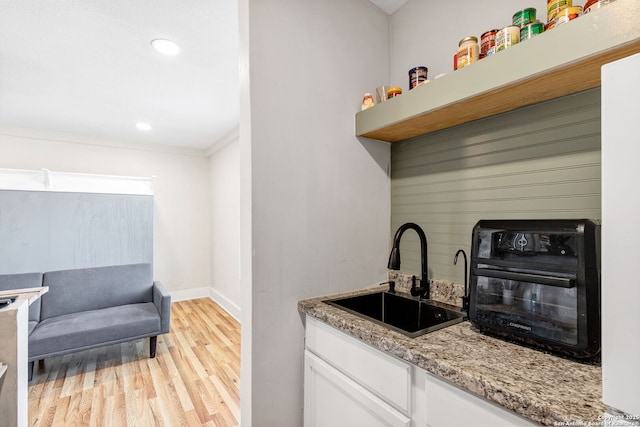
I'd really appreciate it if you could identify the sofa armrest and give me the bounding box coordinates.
[153,281,171,334]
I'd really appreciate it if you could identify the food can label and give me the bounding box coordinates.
[480,31,497,55]
[520,22,544,40]
[496,27,520,52]
[584,3,599,12]
[456,45,478,69]
[513,9,536,27]
[547,0,572,20]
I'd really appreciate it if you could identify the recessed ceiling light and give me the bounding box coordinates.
[151,39,181,56]
[136,122,152,131]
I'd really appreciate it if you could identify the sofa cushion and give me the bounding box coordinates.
[0,272,43,322]
[29,302,160,359]
[41,263,152,320]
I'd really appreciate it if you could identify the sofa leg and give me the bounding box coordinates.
[150,336,157,358]
[28,361,34,382]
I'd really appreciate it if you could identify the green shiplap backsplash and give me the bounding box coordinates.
[390,88,601,285]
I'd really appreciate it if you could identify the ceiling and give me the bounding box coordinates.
[369,0,408,14]
[0,1,404,152]
[0,0,239,151]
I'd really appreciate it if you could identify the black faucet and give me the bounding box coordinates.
[454,249,469,311]
[387,222,429,299]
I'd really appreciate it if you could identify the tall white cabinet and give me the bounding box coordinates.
[601,52,640,419]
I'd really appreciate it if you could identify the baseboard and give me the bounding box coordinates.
[169,287,241,324]
[209,288,241,323]
[170,287,211,302]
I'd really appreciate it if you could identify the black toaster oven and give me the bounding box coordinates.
[469,219,600,359]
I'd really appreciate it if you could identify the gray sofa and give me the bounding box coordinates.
[0,263,171,380]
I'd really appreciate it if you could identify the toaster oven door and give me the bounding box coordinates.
[470,269,579,346]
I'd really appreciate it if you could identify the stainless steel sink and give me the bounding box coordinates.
[325,291,467,338]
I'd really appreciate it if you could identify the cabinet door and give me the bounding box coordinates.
[304,350,411,427]
[305,316,412,414]
[425,373,540,427]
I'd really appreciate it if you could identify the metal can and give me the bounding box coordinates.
[546,5,582,30]
[513,8,537,27]
[584,0,616,13]
[456,36,479,70]
[496,26,520,52]
[547,0,572,21]
[408,66,428,90]
[480,29,499,57]
[520,21,545,41]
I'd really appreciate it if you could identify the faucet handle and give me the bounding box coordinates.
[379,280,396,294]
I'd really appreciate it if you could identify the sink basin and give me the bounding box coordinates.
[325,291,467,338]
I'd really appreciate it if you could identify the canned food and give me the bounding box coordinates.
[513,8,537,27]
[408,66,428,89]
[520,21,545,41]
[547,0,572,21]
[480,29,500,57]
[546,6,582,30]
[584,0,616,13]
[387,87,402,99]
[496,26,520,52]
[456,36,479,69]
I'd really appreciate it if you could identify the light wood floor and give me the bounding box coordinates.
[28,298,241,427]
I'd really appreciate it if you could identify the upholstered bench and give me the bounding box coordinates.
[0,263,170,380]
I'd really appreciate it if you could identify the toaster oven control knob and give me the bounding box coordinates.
[515,233,528,251]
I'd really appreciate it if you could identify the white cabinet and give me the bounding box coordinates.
[304,315,540,427]
[304,350,411,427]
[424,373,539,427]
[601,52,640,419]
[304,316,425,427]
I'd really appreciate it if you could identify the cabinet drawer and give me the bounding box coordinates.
[305,316,411,414]
[425,373,540,427]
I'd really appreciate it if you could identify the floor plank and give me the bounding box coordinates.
[28,299,241,427]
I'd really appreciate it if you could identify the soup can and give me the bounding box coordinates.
[584,0,615,13]
[547,0,572,21]
[546,6,582,30]
[513,8,537,27]
[496,26,520,52]
[520,21,545,41]
[408,66,428,89]
[480,29,500,57]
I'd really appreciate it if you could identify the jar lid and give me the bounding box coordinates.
[387,86,402,94]
[458,36,478,46]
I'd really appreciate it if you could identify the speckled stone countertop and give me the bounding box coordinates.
[298,273,606,427]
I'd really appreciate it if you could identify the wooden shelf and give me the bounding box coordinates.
[355,0,640,143]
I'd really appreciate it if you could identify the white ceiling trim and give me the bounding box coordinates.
[0,167,154,195]
[206,126,240,157]
[0,126,209,158]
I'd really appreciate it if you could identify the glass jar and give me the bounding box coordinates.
[456,36,479,70]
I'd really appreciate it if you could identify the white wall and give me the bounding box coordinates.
[390,0,547,86]
[0,127,212,296]
[241,0,392,425]
[208,128,242,320]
